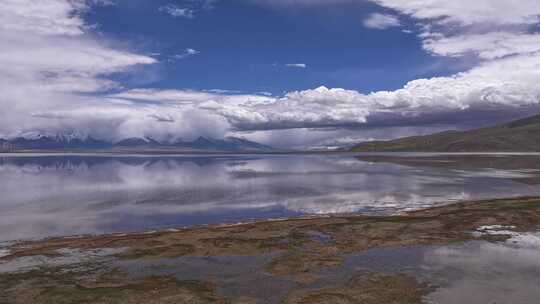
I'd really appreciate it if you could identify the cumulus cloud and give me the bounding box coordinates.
[423,32,540,60]
[196,73,540,132]
[0,0,87,35]
[221,0,540,146]
[370,0,540,26]
[362,13,401,29]
[369,0,540,61]
[0,0,229,142]
[4,0,540,148]
[119,56,540,134]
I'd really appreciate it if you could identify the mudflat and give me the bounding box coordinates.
[1,196,540,303]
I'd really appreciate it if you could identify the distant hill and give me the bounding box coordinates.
[351,114,540,152]
[0,133,275,152]
[7,135,111,150]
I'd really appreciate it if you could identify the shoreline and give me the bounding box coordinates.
[3,151,540,157]
[3,195,539,246]
[2,196,540,303]
[4,196,540,257]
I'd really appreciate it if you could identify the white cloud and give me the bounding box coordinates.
[198,69,540,132]
[118,55,540,134]
[368,1,540,62]
[4,0,540,147]
[26,102,230,142]
[285,63,307,68]
[423,32,540,60]
[371,0,540,26]
[363,13,401,29]
[0,0,190,141]
[159,1,218,18]
[0,0,87,36]
[159,4,195,18]
[171,48,201,60]
[111,89,218,104]
[186,48,199,55]
[246,0,356,8]
[97,1,540,145]
[120,52,540,143]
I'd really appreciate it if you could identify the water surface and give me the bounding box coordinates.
[1,153,540,242]
[341,231,540,304]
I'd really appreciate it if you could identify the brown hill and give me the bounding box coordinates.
[351,115,540,152]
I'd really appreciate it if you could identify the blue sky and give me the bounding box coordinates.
[87,0,460,95]
[2,0,540,148]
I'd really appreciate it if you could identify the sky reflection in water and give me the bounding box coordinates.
[423,232,540,304]
[1,153,540,242]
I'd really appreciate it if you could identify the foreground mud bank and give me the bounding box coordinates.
[2,197,540,303]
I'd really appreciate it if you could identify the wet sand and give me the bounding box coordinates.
[1,196,540,303]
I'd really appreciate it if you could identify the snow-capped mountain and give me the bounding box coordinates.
[0,133,274,152]
[114,136,274,151]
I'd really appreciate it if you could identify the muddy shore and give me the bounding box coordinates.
[2,196,540,303]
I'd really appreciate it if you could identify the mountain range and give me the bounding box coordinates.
[0,134,274,152]
[351,114,540,152]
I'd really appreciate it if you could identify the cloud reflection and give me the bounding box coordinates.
[1,155,539,242]
[424,233,540,304]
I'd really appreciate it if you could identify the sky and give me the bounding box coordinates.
[2,0,540,148]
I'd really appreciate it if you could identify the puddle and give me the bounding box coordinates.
[114,254,299,304]
[2,229,540,303]
[337,231,540,304]
[424,234,540,304]
[305,230,332,243]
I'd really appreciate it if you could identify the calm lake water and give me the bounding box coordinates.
[1,153,540,242]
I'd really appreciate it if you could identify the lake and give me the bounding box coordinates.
[1,153,540,242]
